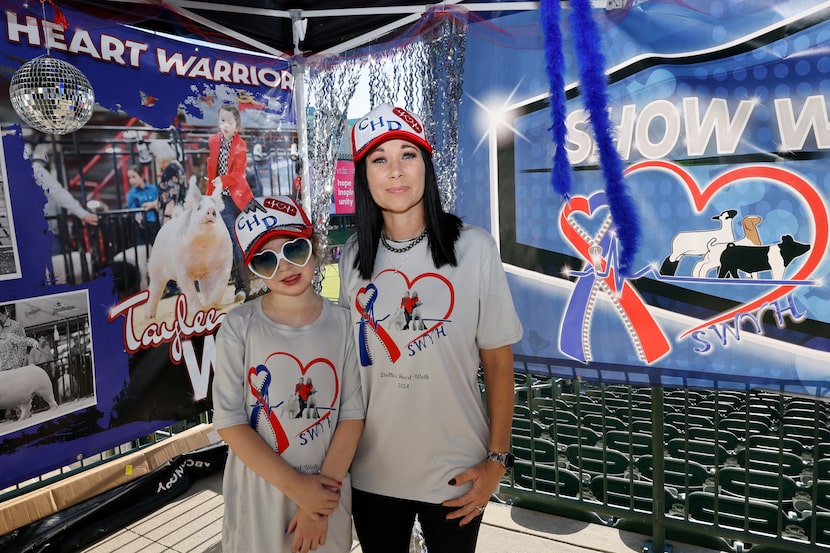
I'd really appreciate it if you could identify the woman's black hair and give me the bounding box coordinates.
[352,147,462,280]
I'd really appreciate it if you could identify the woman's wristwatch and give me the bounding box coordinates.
[486,451,515,471]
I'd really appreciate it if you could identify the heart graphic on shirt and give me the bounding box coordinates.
[263,351,339,435]
[373,269,455,346]
[625,160,827,338]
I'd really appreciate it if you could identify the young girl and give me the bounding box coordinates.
[125,165,159,243]
[205,104,260,302]
[212,195,364,553]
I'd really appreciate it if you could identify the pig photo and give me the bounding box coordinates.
[145,185,233,318]
[0,365,58,420]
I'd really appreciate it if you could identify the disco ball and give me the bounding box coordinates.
[9,55,95,135]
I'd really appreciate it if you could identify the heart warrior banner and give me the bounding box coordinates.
[0,2,293,490]
[456,0,830,397]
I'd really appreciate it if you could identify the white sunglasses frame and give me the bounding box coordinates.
[248,237,313,280]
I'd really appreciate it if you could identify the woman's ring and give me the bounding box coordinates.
[476,505,485,513]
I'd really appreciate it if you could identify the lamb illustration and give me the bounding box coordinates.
[660,209,737,276]
[693,215,762,278]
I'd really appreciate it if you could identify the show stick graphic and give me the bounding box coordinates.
[557,161,825,365]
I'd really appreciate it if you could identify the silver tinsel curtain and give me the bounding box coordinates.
[304,57,362,253]
[303,8,468,289]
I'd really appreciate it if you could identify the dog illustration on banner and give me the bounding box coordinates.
[693,215,762,278]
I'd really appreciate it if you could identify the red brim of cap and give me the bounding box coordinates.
[242,226,313,264]
[353,131,433,162]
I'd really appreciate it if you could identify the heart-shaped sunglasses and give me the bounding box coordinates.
[249,237,312,279]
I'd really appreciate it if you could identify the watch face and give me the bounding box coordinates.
[505,452,515,468]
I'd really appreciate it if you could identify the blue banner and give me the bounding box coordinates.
[458,0,830,396]
[0,2,293,491]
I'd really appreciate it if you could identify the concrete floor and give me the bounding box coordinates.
[79,471,725,553]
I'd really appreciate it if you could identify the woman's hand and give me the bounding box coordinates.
[287,508,328,553]
[442,460,505,526]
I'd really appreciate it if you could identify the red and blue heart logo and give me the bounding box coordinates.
[248,352,339,452]
[355,270,454,365]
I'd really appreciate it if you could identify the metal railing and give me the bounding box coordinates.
[501,354,830,553]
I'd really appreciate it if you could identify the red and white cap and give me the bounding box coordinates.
[351,103,432,161]
[235,196,312,263]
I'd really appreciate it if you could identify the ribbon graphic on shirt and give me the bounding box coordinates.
[355,283,401,367]
[248,364,289,454]
[559,192,671,364]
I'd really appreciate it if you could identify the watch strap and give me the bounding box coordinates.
[486,450,514,469]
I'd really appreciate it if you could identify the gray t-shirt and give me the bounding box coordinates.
[213,297,363,552]
[338,224,523,504]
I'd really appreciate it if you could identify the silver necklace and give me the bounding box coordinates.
[380,229,427,254]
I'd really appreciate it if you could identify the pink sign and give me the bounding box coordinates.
[333,160,355,214]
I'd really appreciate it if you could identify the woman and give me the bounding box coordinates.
[338,104,523,553]
[149,139,187,224]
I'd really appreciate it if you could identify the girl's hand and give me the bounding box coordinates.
[284,473,342,519]
[287,508,328,553]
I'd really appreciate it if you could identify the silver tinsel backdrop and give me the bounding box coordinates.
[304,11,467,290]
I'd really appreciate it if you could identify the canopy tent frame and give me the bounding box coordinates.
[88,1,616,57]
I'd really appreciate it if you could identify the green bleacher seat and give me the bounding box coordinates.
[511,435,559,464]
[746,434,805,457]
[603,430,655,459]
[565,444,630,479]
[549,423,601,448]
[714,466,801,507]
[589,474,680,514]
[537,407,578,426]
[686,427,740,451]
[511,417,546,438]
[736,447,807,477]
[582,414,627,434]
[635,455,711,494]
[666,438,732,468]
[685,491,786,536]
[512,459,582,498]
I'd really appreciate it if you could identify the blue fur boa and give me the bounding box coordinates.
[541,0,640,274]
